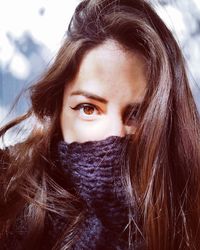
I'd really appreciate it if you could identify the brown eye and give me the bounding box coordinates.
[82,105,95,115]
[70,103,99,116]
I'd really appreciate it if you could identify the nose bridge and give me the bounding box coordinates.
[108,113,129,137]
[110,120,125,137]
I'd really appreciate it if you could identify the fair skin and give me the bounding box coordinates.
[60,40,147,143]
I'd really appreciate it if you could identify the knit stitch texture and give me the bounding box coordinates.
[57,135,132,249]
[1,135,145,249]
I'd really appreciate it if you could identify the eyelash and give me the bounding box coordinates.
[70,103,139,124]
[70,103,100,116]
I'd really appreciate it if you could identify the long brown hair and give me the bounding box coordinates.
[0,0,200,249]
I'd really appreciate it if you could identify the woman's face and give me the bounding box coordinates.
[60,40,147,143]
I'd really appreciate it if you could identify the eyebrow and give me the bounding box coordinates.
[70,90,143,108]
[70,90,108,104]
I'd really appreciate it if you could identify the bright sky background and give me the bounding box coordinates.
[0,0,193,76]
[0,0,79,65]
[1,1,200,58]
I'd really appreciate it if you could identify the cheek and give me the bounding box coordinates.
[60,110,109,143]
[72,120,109,142]
[60,108,75,143]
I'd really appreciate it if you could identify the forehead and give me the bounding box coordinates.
[66,40,147,104]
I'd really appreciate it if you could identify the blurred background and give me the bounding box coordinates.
[0,0,200,141]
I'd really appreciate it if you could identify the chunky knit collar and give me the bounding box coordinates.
[51,134,144,250]
[57,135,132,210]
[55,135,133,247]
[2,136,145,250]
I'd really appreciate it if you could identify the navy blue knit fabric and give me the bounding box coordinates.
[57,135,132,249]
[1,135,138,249]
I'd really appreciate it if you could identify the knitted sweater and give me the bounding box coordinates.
[57,135,131,249]
[0,136,143,249]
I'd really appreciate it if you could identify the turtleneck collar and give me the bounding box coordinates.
[54,135,133,232]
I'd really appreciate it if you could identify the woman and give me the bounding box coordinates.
[0,0,200,249]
